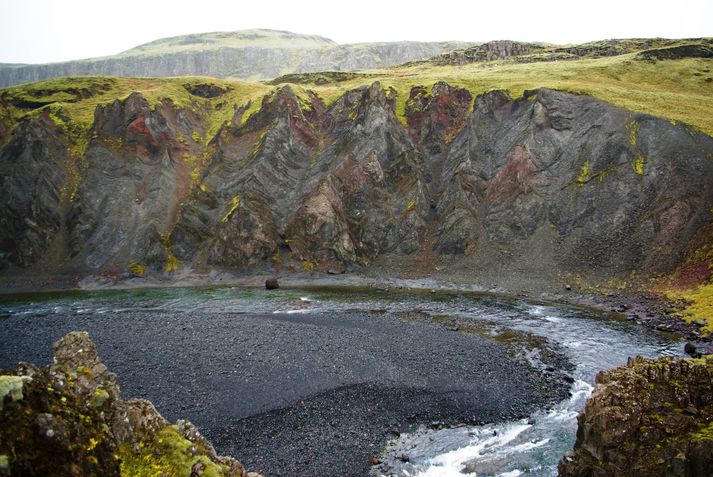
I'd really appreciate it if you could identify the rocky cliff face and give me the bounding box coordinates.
[0,29,474,87]
[0,113,70,268]
[559,355,713,477]
[1,81,713,283]
[0,331,257,476]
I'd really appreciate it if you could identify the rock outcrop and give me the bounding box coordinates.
[416,38,713,67]
[1,81,713,284]
[426,40,545,66]
[0,331,258,477]
[0,112,70,268]
[559,355,713,477]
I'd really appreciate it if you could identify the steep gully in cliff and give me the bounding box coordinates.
[2,80,713,288]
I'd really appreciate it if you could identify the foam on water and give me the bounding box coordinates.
[376,302,679,477]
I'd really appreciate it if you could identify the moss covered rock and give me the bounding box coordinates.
[559,355,713,477]
[0,331,255,477]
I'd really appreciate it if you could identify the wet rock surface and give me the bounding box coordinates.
[0,331,251,477]
[552,289,711,343]
[558,355,713,477]
[0,306,570,477]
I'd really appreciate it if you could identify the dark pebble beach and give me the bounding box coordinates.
[0,305,571,476]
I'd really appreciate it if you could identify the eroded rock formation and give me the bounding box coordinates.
[559,355,713,477]
[1,82,713,282]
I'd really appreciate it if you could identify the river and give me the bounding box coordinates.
[0,285,682,476]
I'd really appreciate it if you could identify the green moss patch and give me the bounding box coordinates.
[118,426,228,477]
[88,388,110,408]
[667,282,713,334]
[0,375,32,410]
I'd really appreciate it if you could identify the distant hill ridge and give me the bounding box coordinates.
[0,29,476,87]
[403,37,713,66]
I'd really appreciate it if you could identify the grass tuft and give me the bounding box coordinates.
[667,283,713,334]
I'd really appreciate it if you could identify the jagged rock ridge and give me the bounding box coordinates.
[1,81,713,283]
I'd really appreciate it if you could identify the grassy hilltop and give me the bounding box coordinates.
[0,29,475,86]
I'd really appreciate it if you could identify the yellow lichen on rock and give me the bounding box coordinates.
[576,159,590,185]
[627,120,646,175]
[118,426,229,477]
[127,263,145,277]
[221,195,241,223]
[0,375,32,410]
[632,152,646,175]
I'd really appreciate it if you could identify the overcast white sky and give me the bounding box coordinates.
[1,0,711,64]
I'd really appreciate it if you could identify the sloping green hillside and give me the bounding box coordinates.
[1,42,711,151]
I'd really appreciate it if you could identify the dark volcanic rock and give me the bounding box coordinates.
[405,81,473,155]
[0,113,69,269]
[184,82,231,98]
[171,85,325,270]
[558,355,713,477]
[68,92,205,274]
[435,88,713,276]
[1,82,713,284]
[285,82,428,267]
[638,44,713,60]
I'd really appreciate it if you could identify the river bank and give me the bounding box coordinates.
[1,266,709,349]
[0,288,574,476]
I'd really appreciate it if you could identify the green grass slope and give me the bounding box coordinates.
[0,76,271,155]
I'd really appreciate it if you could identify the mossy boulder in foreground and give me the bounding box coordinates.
[559,355,713,477]
[0,331,260,477]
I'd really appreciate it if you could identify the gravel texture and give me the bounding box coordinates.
[0,305,570,476]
